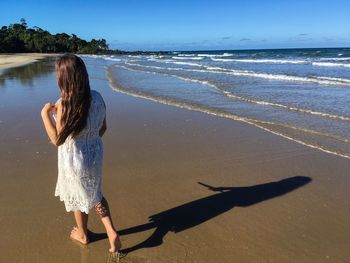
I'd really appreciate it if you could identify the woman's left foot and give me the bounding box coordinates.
[107,230,122,253]
[70,226,89,245]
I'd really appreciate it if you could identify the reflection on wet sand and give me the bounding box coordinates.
[0,57,56,87]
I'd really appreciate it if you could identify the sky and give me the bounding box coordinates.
[1,0,350,51]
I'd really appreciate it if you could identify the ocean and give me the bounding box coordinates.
[82,48,350,159]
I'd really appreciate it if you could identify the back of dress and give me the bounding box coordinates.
[74,90,106,141]
[55,90,107,214]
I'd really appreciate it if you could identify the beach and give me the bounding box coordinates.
[0,55,350,262]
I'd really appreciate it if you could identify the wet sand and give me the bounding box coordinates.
[0,58,349,262]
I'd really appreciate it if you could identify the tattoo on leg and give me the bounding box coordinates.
[95,197,110,218]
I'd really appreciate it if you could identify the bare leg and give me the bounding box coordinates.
[70,210,89,245]
[95,197,121,252]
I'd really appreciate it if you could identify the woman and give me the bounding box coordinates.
[40,54,121,253]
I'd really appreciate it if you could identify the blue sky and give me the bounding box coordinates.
[1,0,349,51]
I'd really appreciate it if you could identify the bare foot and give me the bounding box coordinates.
[70,226,89,245]
[107,230,122,253]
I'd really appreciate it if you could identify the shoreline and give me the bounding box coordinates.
[106,65,350,160]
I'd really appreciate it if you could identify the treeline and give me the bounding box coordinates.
[0,19,109,53]
[0,19,169,55]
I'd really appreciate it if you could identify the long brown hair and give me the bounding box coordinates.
[56,54,91,145]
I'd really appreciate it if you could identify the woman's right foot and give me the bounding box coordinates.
[70,226,89,245]
[107,230,122,253]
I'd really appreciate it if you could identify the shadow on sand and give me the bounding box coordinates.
[118,176,311,253]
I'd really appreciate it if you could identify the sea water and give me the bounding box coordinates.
[82,48,350,159]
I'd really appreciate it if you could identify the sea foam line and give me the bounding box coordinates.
[320,57,350,61]
[106,65,350,159]
[148,58,202,67]
[312,62,350,68]
[211,58,350,67]
[221,91,350,122]
[211,58,308,64]
[172,56,203,60]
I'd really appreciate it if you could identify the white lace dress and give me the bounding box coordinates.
[55,90,106,214]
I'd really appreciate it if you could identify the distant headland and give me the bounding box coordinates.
[0,19,170,55]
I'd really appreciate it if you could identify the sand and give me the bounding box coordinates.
[0,53,54,71]
[0,57,349,262]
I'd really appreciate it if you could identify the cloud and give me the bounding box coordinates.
[222,36,231,40]
[298,33,308,36]
[240,38,251,41]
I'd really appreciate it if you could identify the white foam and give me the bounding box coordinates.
[222,53,233,57]
[169,61,202,67]
[319,57,350,61]
[178,54,197,57]
[147,58,202,67]
[172,56,203,60]
[211,58,236,62]
[197,54,225,57]
[103,57,122,62]
[211,58,307,64]
[312,62,350,68]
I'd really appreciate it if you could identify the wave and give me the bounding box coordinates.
[204,66,350,86]
[188,55,350,68]
[172,56,203,60]
[107,65,350,159]
[319,57,350,61]
[125,61,350,87]
[210,58,236,62]
[148,59,202,67]
[197,54,226,57]
[312,62,350,68]
[80,54,122,62]
[178,54,197,57]
[165,61,202,67]
[211,58,308,64]
[103,57,122,62]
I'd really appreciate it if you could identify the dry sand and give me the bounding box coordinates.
[0,53,53,70]
[0,58,349,262]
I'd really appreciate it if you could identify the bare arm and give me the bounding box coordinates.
[41,99,63,146]
[99,117,107,137]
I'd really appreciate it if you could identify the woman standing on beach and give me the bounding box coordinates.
[40,54,121,253]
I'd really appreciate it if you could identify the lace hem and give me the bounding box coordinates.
[55,192,103,214]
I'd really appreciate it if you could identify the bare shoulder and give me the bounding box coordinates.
[55,98,63,115]
[55,98,62,107]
